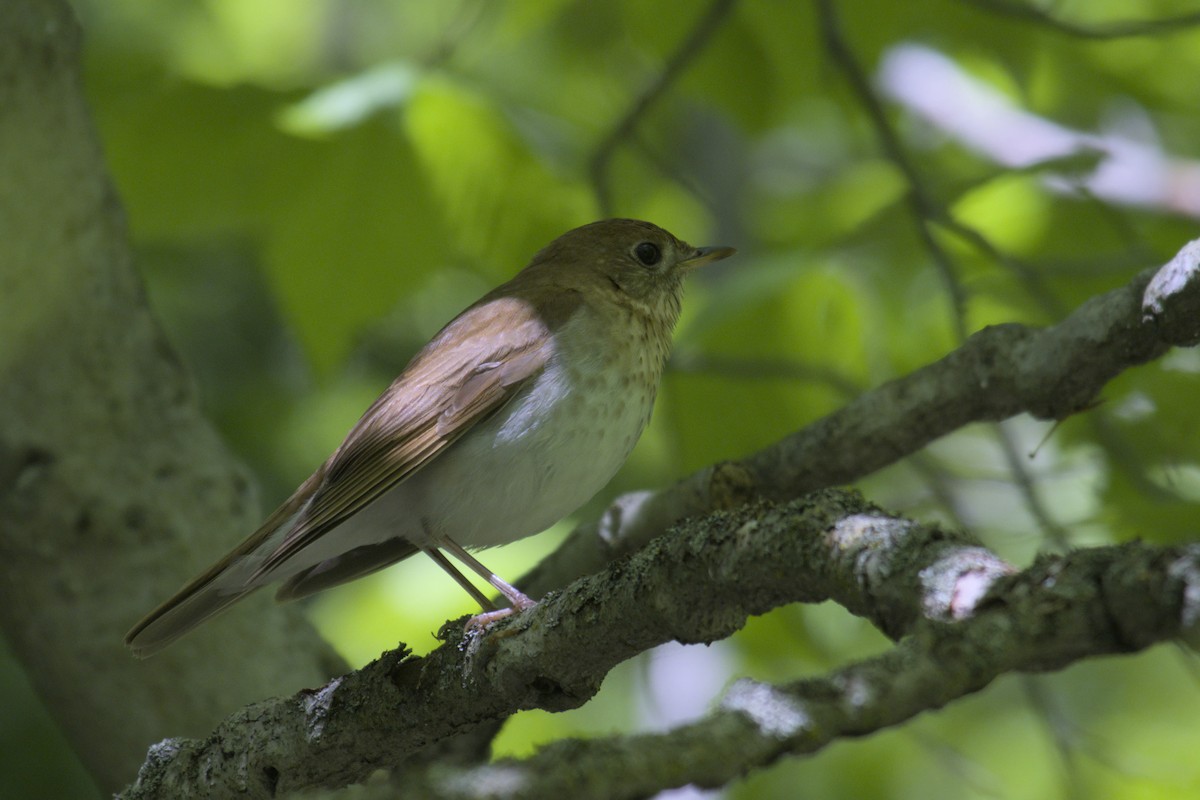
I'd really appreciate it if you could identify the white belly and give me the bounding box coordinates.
[331,307,659,551]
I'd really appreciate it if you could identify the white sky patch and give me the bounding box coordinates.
[1161,348,1200,374]
[641,641,733,729]
[1111,390,1157,422]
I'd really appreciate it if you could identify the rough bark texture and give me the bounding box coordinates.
[0,1,343,792]
[6,1,1200,797]
[118,491,1200,799]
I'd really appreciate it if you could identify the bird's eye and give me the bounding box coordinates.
[633,242,662,267]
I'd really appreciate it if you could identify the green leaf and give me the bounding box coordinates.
[403,77,594,275]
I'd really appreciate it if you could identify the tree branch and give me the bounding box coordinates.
[386,535,1200,800]
[120,228,1200,796]
[522,236,1200,601]
[123,486,1200,798]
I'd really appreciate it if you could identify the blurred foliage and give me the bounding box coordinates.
[10,0,1200,797]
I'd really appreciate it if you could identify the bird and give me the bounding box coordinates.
[125,218,735,657]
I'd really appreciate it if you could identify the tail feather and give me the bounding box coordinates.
[124,580,257,658]
[124,466,426,657]
[124,510,301,658]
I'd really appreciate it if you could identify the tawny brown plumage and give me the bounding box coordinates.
[125,219,734,657]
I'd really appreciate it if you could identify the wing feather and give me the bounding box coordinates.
[125,291,568,656]
[251,300,553,580]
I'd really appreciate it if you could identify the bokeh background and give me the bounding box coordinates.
[7,0,1200,797]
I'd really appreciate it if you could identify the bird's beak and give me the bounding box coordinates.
[678,245,736,273]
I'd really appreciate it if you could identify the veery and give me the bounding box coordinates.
[125,219,735,657]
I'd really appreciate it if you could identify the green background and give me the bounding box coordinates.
[8,1,1200,797]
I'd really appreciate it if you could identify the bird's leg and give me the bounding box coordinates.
[438,536,537,609]
[420,546,497,611]
[436,536,537,628]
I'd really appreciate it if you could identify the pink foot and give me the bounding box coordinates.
[465,596,537,631]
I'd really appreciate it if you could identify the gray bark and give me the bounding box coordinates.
[119,491,1200,798]
[5,0,1200,796]
[0,1,343,792]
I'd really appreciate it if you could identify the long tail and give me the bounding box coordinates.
[124,510,300,658]
[126,532,420,656]
[124,577,258,658]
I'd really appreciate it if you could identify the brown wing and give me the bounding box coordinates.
[249,298,554,581]
[124,295,556,657]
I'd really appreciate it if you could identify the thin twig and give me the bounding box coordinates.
[993,420,1072,550]
[1088,412,1181,502]
[631,134,723,218]
[421,0,488,68]
[1021,677,1087,800]
[815,0,970,342]
[906,452,972,531]
[589,0,738,215]
[939,216,1066,320]
[964,0,1200,40]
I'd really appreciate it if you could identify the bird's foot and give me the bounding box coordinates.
[465,593,537,631]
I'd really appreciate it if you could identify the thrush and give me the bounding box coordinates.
[125,218,735,657]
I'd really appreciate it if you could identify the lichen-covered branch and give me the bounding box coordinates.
[382,535,1200,800]
[124,489,1200,798]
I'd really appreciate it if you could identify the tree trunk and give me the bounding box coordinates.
[0,1,344,792]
